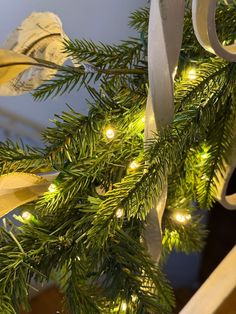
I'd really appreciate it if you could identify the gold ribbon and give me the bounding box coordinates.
[0,12,68,96]
[0,172,58,218]
[0,49,37,84]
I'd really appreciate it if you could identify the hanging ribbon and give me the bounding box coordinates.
[192,0,236,209]
[192,0,236,62]
[0,12,68,96]
[143,0,185,262]
[0,171,59,218]
[0,49,38,84]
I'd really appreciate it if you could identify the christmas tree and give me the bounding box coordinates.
[0,1,236,313]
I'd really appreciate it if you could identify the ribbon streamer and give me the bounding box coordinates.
[192,0,236,209]
[0,49,37,84]
[0,171,59,218]
[0,12,68,96]
[192,0,236,62]
[143,0,184,262]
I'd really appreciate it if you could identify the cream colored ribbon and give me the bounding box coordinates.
[0,49,37,84]
[192,0,236,209]
[0,171,58,218]
[192,0,236,62]
[143,0,184,262]
[0,12,68,95]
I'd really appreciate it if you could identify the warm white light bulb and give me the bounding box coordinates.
[48,183,57,193]
[200,151,209,160]
[185,213,192,220]
[105,128,115,139]
[131,294,138,302]
[129,161,139,170]
[187,68,197,80]
[141,117,145,123]
[175,213,186,223]
[174,212,192,224]
[121,301,127,311]
[116,208,124,218]
[22,211,33,221]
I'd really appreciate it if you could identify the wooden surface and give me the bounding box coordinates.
[180,246,236,314]
[21,286,68,314]
[215,287,236,314]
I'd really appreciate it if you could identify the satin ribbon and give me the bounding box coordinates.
[192,0,236,62]
[0,49,37,84]
[0,171,59,218]
[143,0,184,262]
[0,12,68,96]
[192,0,236,209]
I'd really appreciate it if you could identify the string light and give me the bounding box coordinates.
[116,208,124,218]
[48,183,57,193]
[22,211,33,221]
[173,212,192,224]
[131,294,138,302]
[199,144,210,160]
[187,68,197,80]
[129,160,139,170]
[105,127,115,139]
[141,116,145,123]
[121,301,127,311]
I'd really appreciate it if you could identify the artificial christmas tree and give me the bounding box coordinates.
[0,1,236,313]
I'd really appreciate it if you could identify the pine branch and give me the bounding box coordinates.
[0,140,49,174]
[33,64,146,101]
[128,7,149,34]
[64,38,144,69]
[162,213,207,254]
[175,58,230,112]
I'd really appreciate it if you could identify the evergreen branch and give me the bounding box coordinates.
[33,65,146,101]
[59,258,101,314]
[87,66,236,246]
[0,140,49,174]
[162,213,207,254]
[175,58,229,111]
[196,94,236,208]
[128,7,149,33]
[64,38,144,69]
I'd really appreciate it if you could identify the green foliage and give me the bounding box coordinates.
[1,2,236,314]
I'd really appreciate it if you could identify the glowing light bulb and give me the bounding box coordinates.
[131,294,138,302]
[48,183,57,193]
[22,211,33,221]
[116,208,124,218]
[187,68,197,80]
[141,117,145,123]
[129,161,139,170]
[174,212,192,224]
[185,213,192,220]
[175,213,186,223]
[201,153,209,159]
[105,127,115,139]
[121,301,127,311]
